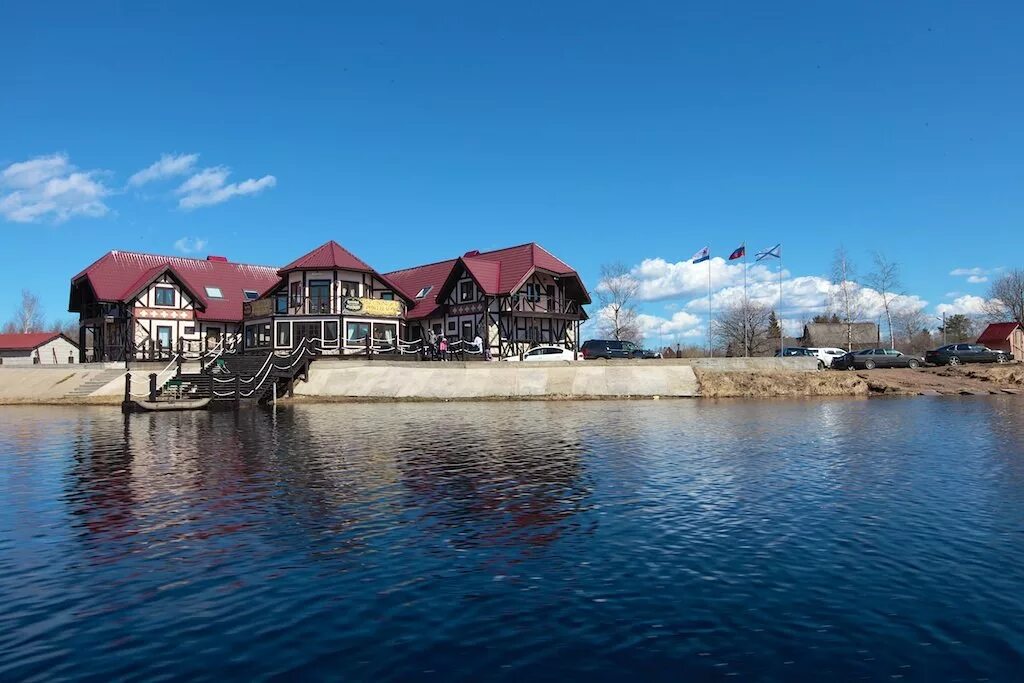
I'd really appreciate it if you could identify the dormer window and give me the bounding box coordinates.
[243,290,259,301]
[205,286,224,299]
[415,285,433,299]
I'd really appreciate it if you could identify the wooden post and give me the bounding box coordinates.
[303,360,309,383]
[148,373,157,402]
[366,335,372,360]
[176,338,183,376]
[287,375,295,398]
[122,372,132,413]
[233,375,240,411]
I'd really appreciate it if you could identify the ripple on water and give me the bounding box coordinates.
[1,399,1024,681]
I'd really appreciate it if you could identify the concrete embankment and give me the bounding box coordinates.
[292,357,820,401]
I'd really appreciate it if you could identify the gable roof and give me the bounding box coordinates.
[0,332,77,351]
[277,240,373,275]
[978,322,1022,343]
[384,242,588,320]
[70,251,280,322]
[383,258,458,320]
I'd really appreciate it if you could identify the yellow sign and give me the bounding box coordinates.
[245,299,275,318]
[345,297,404,318]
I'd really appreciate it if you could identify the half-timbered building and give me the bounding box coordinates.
[385,243,590,357]
[69,251,279,362]
[241,241,411,354]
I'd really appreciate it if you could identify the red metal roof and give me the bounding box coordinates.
[978,322,1021,343]
[277,241,373,275]
[71,251,280,322]
[384,258,458,320]
[383,242,586,320]
[0,332,70,351]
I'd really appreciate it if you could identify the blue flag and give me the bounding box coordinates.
[755,244,781,261]
[691,246,710,264]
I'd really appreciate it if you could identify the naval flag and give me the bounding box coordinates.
[691,246,710,264]
[755,244,781,262]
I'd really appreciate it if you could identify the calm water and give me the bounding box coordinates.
[1,399,1024,681]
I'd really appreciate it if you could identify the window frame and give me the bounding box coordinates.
[415,286,433,299]
[459,281,474,302]
[154,286,175,307]
[204,286,224,299]
[276,321,291,347]
[243,290,260,301]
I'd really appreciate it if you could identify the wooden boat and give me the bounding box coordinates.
[132,397,212,412]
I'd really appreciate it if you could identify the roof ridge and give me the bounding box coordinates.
[383,257,458,276]
[105,249,278,270]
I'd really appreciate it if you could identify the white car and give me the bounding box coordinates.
[504,345,577,362]
[806,347,848,368]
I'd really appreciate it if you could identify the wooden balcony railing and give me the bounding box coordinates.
[499,295,579,316]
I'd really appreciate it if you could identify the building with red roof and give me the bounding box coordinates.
[69,250,280,362]
[384,242,590,357]
[69,240,589,361]
[0,332,79,366]
[977,322,1024,359]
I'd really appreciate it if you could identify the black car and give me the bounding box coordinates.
[832,348,924,370]
[580,339,660,360]
[924,343,1013,366]
[775,347,815,357]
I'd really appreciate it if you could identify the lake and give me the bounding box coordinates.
[2,399,1023,681]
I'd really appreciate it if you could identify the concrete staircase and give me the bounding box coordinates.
[65,369,127,398]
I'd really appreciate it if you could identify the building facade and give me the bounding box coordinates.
[0,333,79,365]
[69,241,589,361]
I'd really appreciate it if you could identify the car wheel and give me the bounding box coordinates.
[817,360,825,370]
[863,360,876,370]
[996,354,1009,364]
[948,356,961,366]
[907,359,920,369]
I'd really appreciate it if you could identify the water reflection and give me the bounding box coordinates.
[1,399,1023,681]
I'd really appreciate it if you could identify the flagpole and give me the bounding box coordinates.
[743,242,748,357]
[778,250,784,356]
[707,255,713,358]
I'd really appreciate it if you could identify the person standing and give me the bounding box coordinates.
[426,328,437,361]
[438,335,448,361]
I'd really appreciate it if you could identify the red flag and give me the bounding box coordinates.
[728,245,745,260]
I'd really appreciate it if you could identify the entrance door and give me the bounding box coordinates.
[156,325,173,358]
[205,326,222,352]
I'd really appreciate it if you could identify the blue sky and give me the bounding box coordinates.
[2,2,1021,344]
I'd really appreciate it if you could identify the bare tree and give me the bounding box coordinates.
[595,262,643,343]
[891,305,926,348]
[830,247,864,351]
[986,269,1024,325]
[865,252,901,349]
[712,301,775,356]
[5,289,46,334]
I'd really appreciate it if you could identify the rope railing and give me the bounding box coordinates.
[211,338,317,399]
[128,353,182,398]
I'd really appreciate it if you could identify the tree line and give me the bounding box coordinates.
[595,252,1024,356]
[1,290,78,337]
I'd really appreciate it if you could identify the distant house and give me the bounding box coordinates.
[0,332,79,366]
[977,322,1024,358]
[800,322,880,350]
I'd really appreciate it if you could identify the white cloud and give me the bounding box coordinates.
[936,295,994,317]
[631,256,779,301]
[966,275,988,284]
[128,153,199,187]
[950,266,1000,285]
[176,166,276,209]
[636,310,703,338]
[173,236,208,254]
[0,153,111,223]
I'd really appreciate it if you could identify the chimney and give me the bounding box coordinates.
[463,250,480,258]
[206,255,228,262]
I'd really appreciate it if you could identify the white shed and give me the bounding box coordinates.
[0,332,79,366]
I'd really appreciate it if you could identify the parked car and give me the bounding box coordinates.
[832,348,924,370]
[504,345,577,362]
[806,347,848,368]
[775,347,825,369]
[924,343,1013,366]
[580,339,659,360]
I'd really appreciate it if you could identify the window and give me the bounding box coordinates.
[276,322,291,347]
[244,290,260,301]
[459,281,474,302]
[184,326,196,335]
[205,286,223,298]
[525,283,541,302]
[156,325,172,351]
[324,321,339,345]
[340,281,360,298]
[380,291,394,300]
[290,281,303,307]
[275,294,288,314]
[258,324,271,347]
[372,322,397,345]
[415,285,433,299]
[154,286,175,306]
[432,324,442,335]
[448,321,457,332]
[462,321,474,340]
[346,321,370,343]
[309,279,331,313]
[245,324,257,348]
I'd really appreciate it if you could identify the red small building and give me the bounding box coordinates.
[977,322,1024,359]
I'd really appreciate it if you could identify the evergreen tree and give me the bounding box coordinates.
[768,310,781,339]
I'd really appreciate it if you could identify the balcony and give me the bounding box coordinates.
[498,294,580,317]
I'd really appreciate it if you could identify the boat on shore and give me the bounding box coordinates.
[131,397,212,412]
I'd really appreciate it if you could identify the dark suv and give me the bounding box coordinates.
[580,339,660,360]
